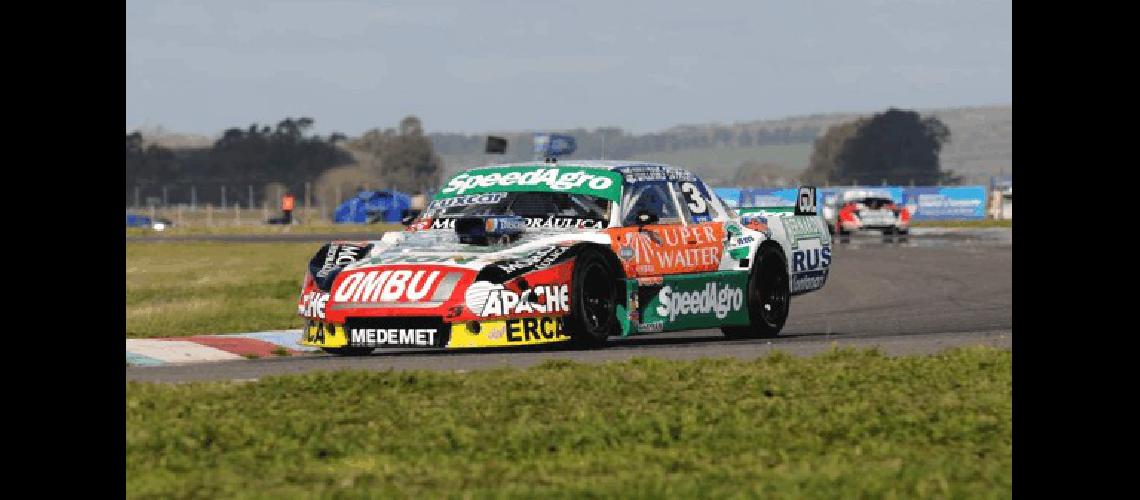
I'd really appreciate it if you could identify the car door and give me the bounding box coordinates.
[609,180,721,278]
[609,178,747,333]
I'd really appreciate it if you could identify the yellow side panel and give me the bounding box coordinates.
[300,321,349,348]
[448,316,571,348]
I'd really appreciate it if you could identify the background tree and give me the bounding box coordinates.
[803,119,865,185]
[348,115,443,193]
[803,108,955,185]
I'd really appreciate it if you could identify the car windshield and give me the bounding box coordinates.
[423,191,611,222]
[856,197,895,209]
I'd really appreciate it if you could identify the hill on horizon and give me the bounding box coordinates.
[134,104,1011,187]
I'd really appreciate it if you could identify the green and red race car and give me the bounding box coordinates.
[296,161,831,354]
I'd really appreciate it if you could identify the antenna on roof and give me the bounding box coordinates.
[601,132,605,160]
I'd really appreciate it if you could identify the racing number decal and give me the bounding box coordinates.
[680,182,707,215]
[795,186,818,215]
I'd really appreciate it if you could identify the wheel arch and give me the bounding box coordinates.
[569,242,628,305]
[755,239,789,273]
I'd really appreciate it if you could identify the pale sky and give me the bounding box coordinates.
[126,0,1012,137]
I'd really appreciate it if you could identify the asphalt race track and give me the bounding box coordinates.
[126,229,1012,382]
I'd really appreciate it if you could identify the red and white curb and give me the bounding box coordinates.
[127,330,315,366]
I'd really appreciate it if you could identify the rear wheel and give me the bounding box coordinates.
[566,247,620,347]
[320,347,375,356]
[836,222,851,243]
[722,245,790,339]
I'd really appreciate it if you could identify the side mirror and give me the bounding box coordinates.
[400,215,416,226]
[635,210,659,226]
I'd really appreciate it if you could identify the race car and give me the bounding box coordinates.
[824,190,910,238]
[296,161,832,355]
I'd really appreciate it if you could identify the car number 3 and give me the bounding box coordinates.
[680,182,707,214]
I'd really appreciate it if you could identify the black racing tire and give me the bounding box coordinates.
[320,347,375,356]
[566,246,620,348]
[721,245,790,339]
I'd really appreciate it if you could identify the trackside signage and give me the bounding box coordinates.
[436,166,623,202]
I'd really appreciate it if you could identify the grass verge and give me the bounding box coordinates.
[127,346,1012,498]
[126,242,319,338]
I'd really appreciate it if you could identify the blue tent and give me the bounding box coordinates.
[333,190,412,224]
[126,212,153,227]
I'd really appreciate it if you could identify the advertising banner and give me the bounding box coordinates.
[724,185,989,220]
[712,188,741,208]
[739,188,800,207]
[900,186,987,220]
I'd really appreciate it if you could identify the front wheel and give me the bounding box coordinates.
[320,347,375,356]
[722,245,790,339]
[566,247,620,347]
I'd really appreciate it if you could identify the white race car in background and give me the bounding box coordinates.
[823,190,911,240]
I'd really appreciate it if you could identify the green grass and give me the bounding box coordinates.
[126,346,1012,498]
[912,220,1012,228]
[126,242,323,338]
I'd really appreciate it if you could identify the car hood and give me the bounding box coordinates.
[343,226,611,272]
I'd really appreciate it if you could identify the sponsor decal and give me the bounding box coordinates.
[298,291,329,319]
[431,218,456,230]
[333,269,449,304]
[792,246,832,273]
[727,234,755,260]
[654,283,744,322]
[484,323,506,340]
[494,246,569,275]
[790,245,830,293]
[428,192,506,210]
[349,328,437,347]
[780,216,823,249]
[486,217,527,233]
[438,167,622,201]
[638,272,751,329]
[524,217,607,230]
[422,216,606,231]
[505,316,569,342]
[792,271,827,293]
[637,322,664,333]
[303,321,348,348]
[724,221,742,237]
[466,280,570,317]
[447,316,570,348]
[795,186,818,215]
[610,223,725,275]
[618,165,697,183]
[414,215,606,231]
[742,216,769,234]
[315,244,368,279]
